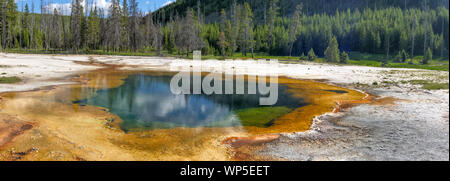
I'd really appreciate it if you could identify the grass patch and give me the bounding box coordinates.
[235,106,292,127]
[348,52,449,71]
[388,61,449,71]
[422,83,449,90]
[0,76,22,84]
[409,79,430,85]
[408,79,449,90]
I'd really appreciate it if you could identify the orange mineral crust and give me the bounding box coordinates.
[0,69,366,161]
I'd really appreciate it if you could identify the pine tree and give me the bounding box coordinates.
[307,48,316,61]
[396,51,402,63]
[22,3,30,48]
[401,49,408,63]
[218,9,229,57]
[219,9,227,33]
[218,32,228,57]
[163,20,175,53]
[422,47,432,64]
[399,31,409,52]
[168,18,176,53]
[80,9,87,49]
[88,7,100,49]
[439,33,445,58]
[225,20,233,55]
[299,53,306,60]
[324,36,340,62]
[0,0,18,49]
[340,51,349,64]
[0,0,447,59]
[358,25,367,52]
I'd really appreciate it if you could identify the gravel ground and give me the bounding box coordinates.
[256,88,449,161]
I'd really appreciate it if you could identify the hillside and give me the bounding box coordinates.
[1,0,448,60]
[154,0,450,23]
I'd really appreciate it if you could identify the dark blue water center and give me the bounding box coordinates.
[74,74,306,131]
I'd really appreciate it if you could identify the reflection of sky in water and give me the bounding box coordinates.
[76,74,304,131]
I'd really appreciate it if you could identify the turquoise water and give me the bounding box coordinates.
[74,74,306,131]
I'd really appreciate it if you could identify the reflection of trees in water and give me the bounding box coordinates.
[126,74,306,109]
[74,74,306,129]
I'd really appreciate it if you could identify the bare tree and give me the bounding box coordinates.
[238,3,254,57]
[107,0,121,52]
[218,9,228,57]
[194,0,204,51]
[129,0,139,51]
[0,0,5,51]
[267,0,279,51]
[197,0,202,24]
[87,7,100,49]
[30,0,34,49]
[173,11,184,55]
[440,0,446,58]
[70,0,83,51]
[121,0,129,50]
[181,9,198,56]
[62,2,71,50]
[422,0,429,55]
[384,26,392,66]
[288,4,302,57]
[40,0,47,50]
[98,8,107,51]
[230,0,240,56]
[145,11,153,50]
[153,23,162,55]
[411,14,416,58]
[51,8,62,49]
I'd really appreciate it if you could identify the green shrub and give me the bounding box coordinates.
[0,76,22,84]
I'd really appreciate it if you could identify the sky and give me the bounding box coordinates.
[15,0,175,15]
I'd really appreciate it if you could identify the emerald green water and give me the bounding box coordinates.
[74,74,306,131]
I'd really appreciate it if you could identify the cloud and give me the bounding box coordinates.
[43,0,111,15]
[93,0,111,10]
[44,3,72,15]
[162,0,174,7]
